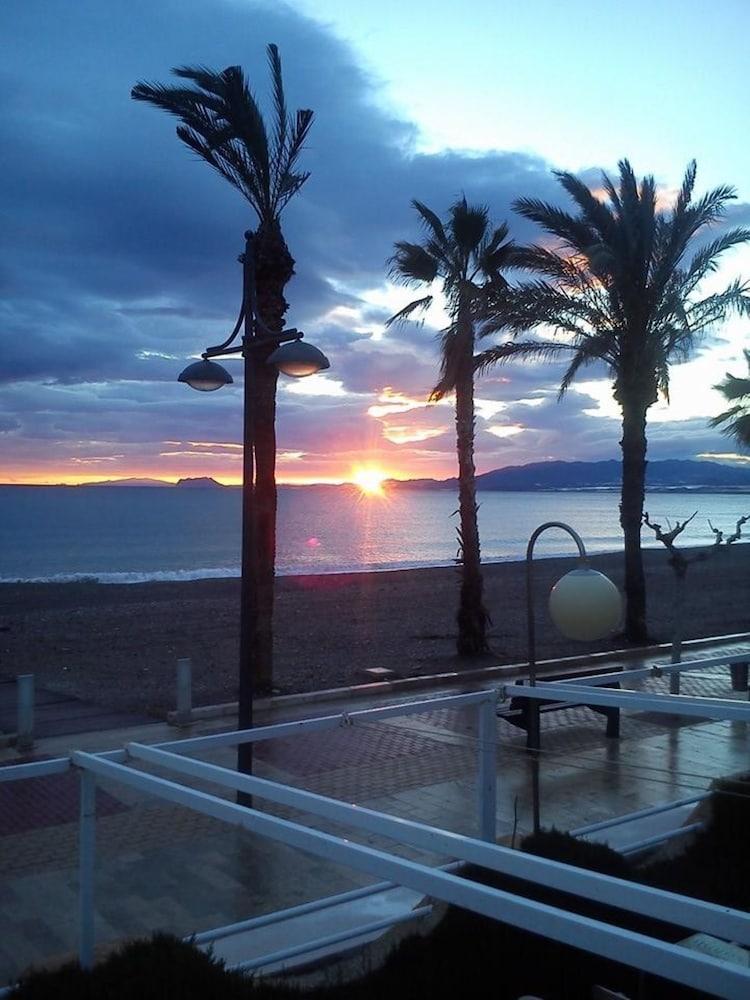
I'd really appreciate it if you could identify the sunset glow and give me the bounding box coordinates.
[351,467,389,496]
[2,1,749,489]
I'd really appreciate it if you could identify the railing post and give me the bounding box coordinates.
[669,647,681,695]
[730,661,749,692]
[477,696,497,842]
[79,769,96,969]
[176,658,192,726]
[16,674,34,752]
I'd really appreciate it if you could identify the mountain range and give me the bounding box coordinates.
[64,459,750,492]
[389,459,750,492]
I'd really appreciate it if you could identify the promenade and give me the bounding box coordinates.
[1,645,749,987]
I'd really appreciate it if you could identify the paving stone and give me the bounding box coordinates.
[2,665,749,987]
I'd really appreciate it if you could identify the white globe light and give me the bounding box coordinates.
[548,567,621,641]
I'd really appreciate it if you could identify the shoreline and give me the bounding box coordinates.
[0,546,747,717]
[3,539,743,587]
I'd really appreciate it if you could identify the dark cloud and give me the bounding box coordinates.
[1,0,739,481]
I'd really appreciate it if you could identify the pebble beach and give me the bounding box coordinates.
[0,546,747,718]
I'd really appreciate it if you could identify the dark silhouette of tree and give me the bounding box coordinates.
[479,160,750,643]
[710,349,750,448]
[388,198,516,654]
[132,46,313,691]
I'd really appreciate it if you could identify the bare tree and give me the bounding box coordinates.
[643,511,748,686]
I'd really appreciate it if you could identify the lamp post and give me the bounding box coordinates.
[179,230,329,778]
[526,521,621,832]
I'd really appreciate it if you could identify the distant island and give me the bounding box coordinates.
[70,476,227,488]
[175,477,226,489]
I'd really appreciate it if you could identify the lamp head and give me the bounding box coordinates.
[178,359,233,392]
[267,339,330,378]
[548,567,621,641]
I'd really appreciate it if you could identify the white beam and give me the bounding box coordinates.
[71,751,750,999]
[127,741,750,947]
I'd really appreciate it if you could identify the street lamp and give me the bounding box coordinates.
[178,230,329,777]
[526,521,621,832]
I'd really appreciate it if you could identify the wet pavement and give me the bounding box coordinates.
[1,642,749,986]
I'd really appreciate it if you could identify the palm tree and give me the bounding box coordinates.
[710,350,750,448]
[479,160,750,643]
[132,46,313,691]
[388,198,517,655]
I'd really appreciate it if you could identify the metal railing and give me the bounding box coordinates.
[2,667,750,997]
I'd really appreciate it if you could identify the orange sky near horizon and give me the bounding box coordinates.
[0,456,432,488]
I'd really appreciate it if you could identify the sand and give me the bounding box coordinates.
[0,546,747,717]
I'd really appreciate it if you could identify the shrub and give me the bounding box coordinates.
[11,934,258,1000]
[520,827,634,879]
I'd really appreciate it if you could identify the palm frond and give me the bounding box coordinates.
[449,197,490,262]
[683,228,750,295]
[513,196,596,254]
[601,171,623,217]
[555,171,618,245]
[710,406,750,447]
[171,64,235,97]
[713,356,750,402]
[385,295,434,328]
[474,339,576,377]
[267,44,287,168]
[675,160,697,216]
[412,199,448,248]
[132,50,312,224]
[388,242,439,285]
[558,350,597,398]
[430,324,466,400]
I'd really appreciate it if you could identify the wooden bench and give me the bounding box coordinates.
[497,669,621,749]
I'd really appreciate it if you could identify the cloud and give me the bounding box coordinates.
[1,0,744,483]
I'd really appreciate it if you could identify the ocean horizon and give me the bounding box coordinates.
[1,485,748,585]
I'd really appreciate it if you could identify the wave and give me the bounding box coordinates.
[0,558,464,585]
[0,567,242,585]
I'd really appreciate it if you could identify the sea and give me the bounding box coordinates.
[1,485,748,585]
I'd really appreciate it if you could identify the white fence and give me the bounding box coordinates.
[2,660,750,997]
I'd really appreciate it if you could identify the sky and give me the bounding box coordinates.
[2,0,749,486]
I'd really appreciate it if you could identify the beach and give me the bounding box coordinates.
[0,546,747,717]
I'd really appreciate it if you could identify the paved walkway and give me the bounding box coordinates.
[0,677,151,742]
[1,646,749,985]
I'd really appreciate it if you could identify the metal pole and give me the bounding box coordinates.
[477,696,497,842]
[237,231,259,786]
[78,770,96,969]
[525,522,587,834]
[16,674,34,752]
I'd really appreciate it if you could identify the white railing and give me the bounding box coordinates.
[70,747,750,998]
[2,668,750,998]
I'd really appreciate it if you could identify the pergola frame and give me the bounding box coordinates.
[2,661,750,998]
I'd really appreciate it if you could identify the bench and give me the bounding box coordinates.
[497,669,621,749]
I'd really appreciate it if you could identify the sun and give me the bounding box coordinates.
[351,466,388,497]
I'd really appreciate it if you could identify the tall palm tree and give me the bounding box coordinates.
[710,350,750,448]
[479,160,750,643]
[388,198,517,655]
[132,46,313,691]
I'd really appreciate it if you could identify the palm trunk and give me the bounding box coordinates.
[454,324,489,656]
[619,396,650,644]
[252,364,279,693]
[250,223,294,693]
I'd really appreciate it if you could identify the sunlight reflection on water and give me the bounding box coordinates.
[0,486,747,582]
